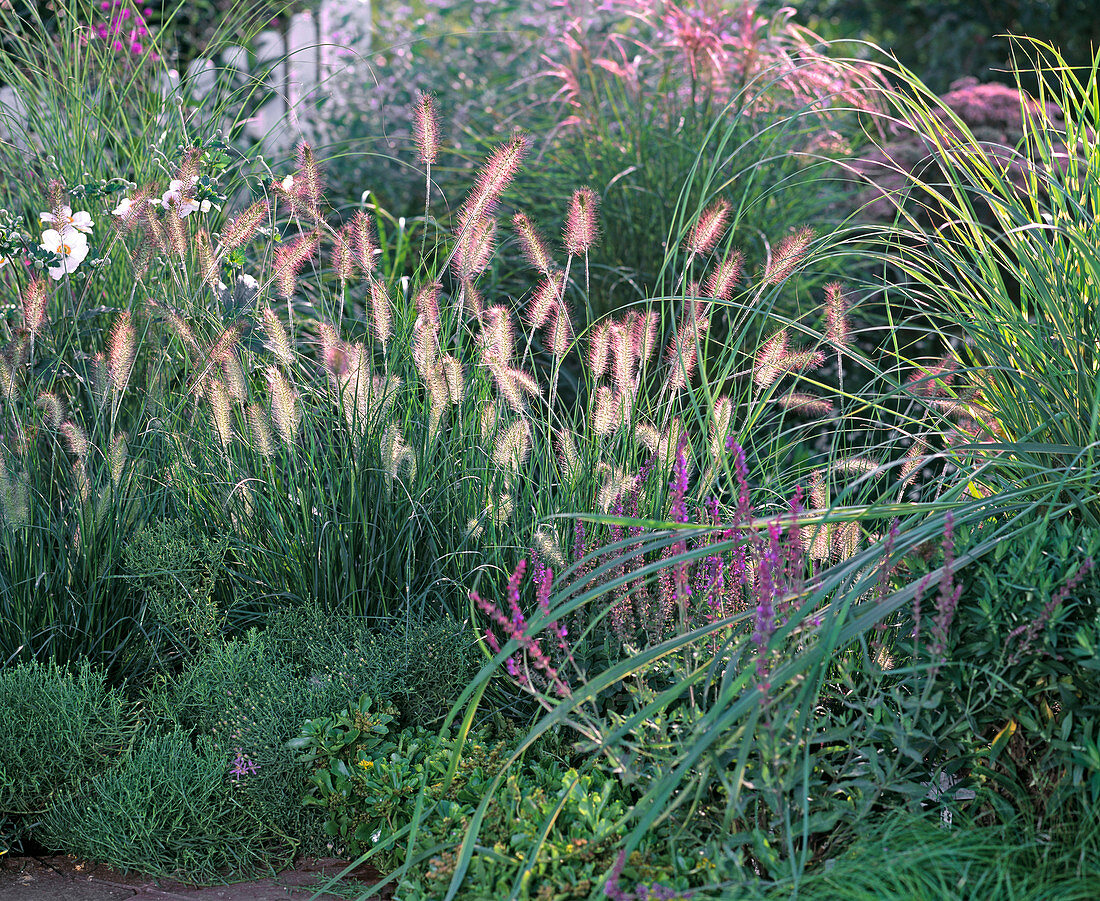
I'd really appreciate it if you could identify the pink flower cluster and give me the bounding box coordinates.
[90,0,156,58]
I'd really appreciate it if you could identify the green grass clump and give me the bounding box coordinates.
[39,728,280,880]
[786,809,1100,901]
[0,658,136,853]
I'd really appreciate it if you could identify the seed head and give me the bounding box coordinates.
[60,420,89,458]
[221,199,269,251]
[633,310,659,365]
[35,392,65,429]
[331,225,355,281]
[164,203,188,259]
[317,323,349,378]
[412,317,437,375]
[207,378,234,449]
[610,322,635,396]
[823,281,850,349]
[109,432,128,488]
[492,418,532,472]
[664,318,704,393]
[710,395,733,449]
[775,392,835,417]
[907,358,956,396]
[686,199,731,257]
[754,330,788,388]
[564,187,599,255]
[703,249,743,301]
[763,226,814,285]
[22,279,49,338]
[107,310,137,394]
[492,365,540,412]
[350,211,377,276]
[247,402,274,458]
[591,385,616,436]
[294,142,324,206]
[274,231,319,297]
[513,212,554,274]
[587,320,612,379]
[478,305,515,367]
[455,214,497,280]
[414,91,441,165]
[480,401,499,444]
[222,352,247,403]
[415,281,441,327]
[266,366,300,446]
[526,272,563,329]
[461,133,528,232]
[555,428,582,484]
[194,229,218,287]
[547,303,573,358]
[368,278,393,347]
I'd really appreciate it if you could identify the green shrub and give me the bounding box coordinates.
[121,517,229,663]
[288,696,700,900]
[922,515,1100,823]
[156,614,479,853]
[38,728,278,880]
[262,605,480,726]
[0,659,135,851]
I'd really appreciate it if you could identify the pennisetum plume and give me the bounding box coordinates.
[274,231,319,298]
[107,310,136,396]
[685,199,731,260]
[763,226,814,285]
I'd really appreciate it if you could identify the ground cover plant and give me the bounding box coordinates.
[0,3,1099,899]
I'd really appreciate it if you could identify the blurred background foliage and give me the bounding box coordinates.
[779,0,1100,93]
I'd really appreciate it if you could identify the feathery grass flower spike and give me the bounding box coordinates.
[685,199,730,257]
[763,226,814,285]
[414,91,440,166]
[40,228,89,280]
[564,186,599,255]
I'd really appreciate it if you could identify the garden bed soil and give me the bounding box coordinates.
[0,855,391,900]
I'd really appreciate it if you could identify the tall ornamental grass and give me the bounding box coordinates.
[350,43,1100,901]
[864,40,1100,521]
